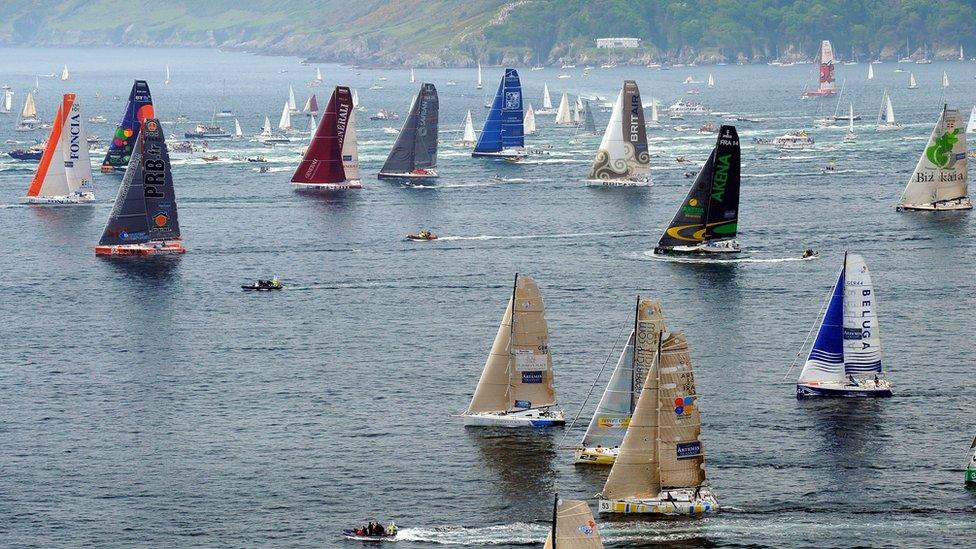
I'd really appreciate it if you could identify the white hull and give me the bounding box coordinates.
[599,487,718,515]
[897,197,972,211]
[657,239,741,255]
[876,124,903,132]
[377,170,438,179]
[293,181,363,190]
[462,407,565,427]
[472,148,524,159]
[24,192,94,205]
[585,177,652,187]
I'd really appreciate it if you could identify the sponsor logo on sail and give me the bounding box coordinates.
[505,91,520,110]
[711,153,731,201]
[514,399,532,409]
[925,128,961,168]
[578,520,597,536]
[522,371,543,384]
[682,197,704,216]
[676,440,703,460]
[674,396,696,416]
[597,416,631,428]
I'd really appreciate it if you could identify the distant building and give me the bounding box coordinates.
[596,37,641,49]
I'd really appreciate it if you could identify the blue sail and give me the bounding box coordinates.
[473,68,523,155]
[799,268,845,382]
[101,80,154,173]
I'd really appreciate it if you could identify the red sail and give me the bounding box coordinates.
[308,94,318,113]
[292,86,352,184]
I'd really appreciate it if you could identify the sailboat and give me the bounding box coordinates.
[961,45,966,61]
[573,96,584,125]
[967,106,976,134]
[843,103,856,143]
[896,105,971,211]
[537,83,555,115]
[706,74,714,89]
[462,273,565,427]
[966,436,976,485]
[303,94,319,116]
[574,298,666,465]
[378,83,439,179]
[908,72,918,89]
[943,71,950,89]
[233,118,243,140]
[542,495,604,548]
[555,92,573,125]
[95,118,184,256]
[277,101,293,134]
[585,80,650,186]
[459,110,477,147]
[876,90,901,130]
[477,62,483,90]
[24,94,94,204]
[472,68,525,159]
[315,67,323,84]
[288,85,298,113]
[101,80,154,173]
[60,65,69,82]
[523,103,537,135]
[410,68,415,84]
[292,85,361,190]
[597,298,718,515]
[581,101,596,134]
[15,91,39,131]
[165,64,171,85]
[795,253,891,397]
[647,101,661,129]
[654,126,741,255]
[1,89,12,114]
[801,40,837,97]
[867,63,874,80]
[352,89,361,109]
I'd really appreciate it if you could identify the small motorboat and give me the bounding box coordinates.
[406,230,437,241]
[341,529,397,542]
[246,156,267,163]
[801,249,818,260]
[242,278,283,291]
[201,155,219,162]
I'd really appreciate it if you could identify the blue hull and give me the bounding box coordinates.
[796,384,892,398]
[8,151,42,161]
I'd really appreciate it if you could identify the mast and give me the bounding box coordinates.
[630,295,639,412]
[550,493,558,549]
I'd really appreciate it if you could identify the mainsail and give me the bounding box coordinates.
[943,71,950,89]
[165,64,170,85]
[101,80,154,172]
[380,83,439,174]
[524,103,537,135]
[657,125,740,249]
[798,253,882,384]
[908,72,918,89]
[304,94,319,115]
[1,89,12,113]
[461,110,477,145]
[898,106,968,208]
[99,118,180,246]
[278,101,292,132]
[707,74,715,88]
[472,68,524,156]
[555,92,573,124]
[60,65,69,81]
[868,63,874,80]
[817,40,835,94]
[22,92,37,120]
[466,274,557,414]
[261,116,273,138]
[543,496,603,549]
[967,106,976,134]
[587,81,650,182]
[477,62,482,89]
[288,85,298,112]
[292,85,359,186]
[26,94,92,198]
[542,83,553,110]
[582,101,596,133]
[878,90,896,126]
[580,298,666,452]
[233,118,243,138]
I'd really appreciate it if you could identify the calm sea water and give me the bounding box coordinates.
[1,47,974,547]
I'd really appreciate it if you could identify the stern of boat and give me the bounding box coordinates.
[598,487,718,516]
[95,241,186,256]
[573,446,618,465]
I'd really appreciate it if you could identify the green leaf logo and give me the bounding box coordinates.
[925,129,959,168]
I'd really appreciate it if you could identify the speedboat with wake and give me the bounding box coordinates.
[242,278,282,291]
[406,230,437,241]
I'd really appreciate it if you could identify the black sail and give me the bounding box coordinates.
[99,118,180,246]
[583,101,596,133]
[657,125,739,249]
[381,83,438,173]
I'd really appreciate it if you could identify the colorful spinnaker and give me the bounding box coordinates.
[101,80,154,173]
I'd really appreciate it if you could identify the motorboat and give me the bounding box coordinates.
[242,279,282,291]
[406,230,437,241]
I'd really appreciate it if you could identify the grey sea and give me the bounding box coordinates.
[1,47,974,547]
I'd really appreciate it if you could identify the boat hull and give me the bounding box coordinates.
[462,407,565,427]
[585,178,653,188]
[472,149,524,159]
[24,193,94,205]
[599,487,718,516]
[377,170,439,180]
[573,446,618,465]
[292,181,363,191]
[184,133,231,139]
[796,382,892,398]
[341,530,396,542]
[897,197,973,211]
[655,240,741,255]
[95,241,186,256]
[801,90,836,98]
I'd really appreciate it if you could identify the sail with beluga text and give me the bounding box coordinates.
[655,125,741,254]
[896,105,970,211]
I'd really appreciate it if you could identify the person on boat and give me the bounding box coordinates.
[848,374,859,386]
[387,522,397,536]
[271,276,281,288]
[874,374,880,386]
[802,249,817,259]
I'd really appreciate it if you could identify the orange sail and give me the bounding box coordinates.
[26,94,74,197]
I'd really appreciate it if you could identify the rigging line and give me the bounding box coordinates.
[560,321,628,447]
[782,281,834,381]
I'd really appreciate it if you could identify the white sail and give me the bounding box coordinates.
[848,103,855,133]
[543,83,553,109]
[60,65,69,81]
[315,67,323,82]
[867,63,874,80]
[302,95,315,114]
[261,115,273,137]
[588,84,650,181]
[650,102,659,123]
[1,89,12,113]
[22,92,37,120]
[899,107,968,208]
[524,103,537,135]
[352,89,360,107]
[278,101,293,132]
[288,85,298,112]
[961,45,966,61]
[477,62,483,89]
[574,96,584,124]
[341,109,360,181]
[943,71,950,89]
[555,92,573,124]
[909,72,918,89]
[877,90,896,126]
[968,106,976,134]
[410,68,415,83]
[842,254,882,376]
[234,118,243,138]
[165,64,171,85]
[462,110,477,145]
[706,74,714,88]
[63,100,92,194]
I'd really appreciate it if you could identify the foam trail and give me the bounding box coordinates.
[437,230,645,242]
[638,250,817,264]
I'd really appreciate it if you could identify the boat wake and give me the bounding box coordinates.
[638,250,816,264]
[437,230,644,242]
[395,523,544,545]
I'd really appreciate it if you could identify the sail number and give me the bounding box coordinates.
[144,157,166,197]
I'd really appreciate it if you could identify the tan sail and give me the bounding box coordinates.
[22,92,37,119]
[543,498,604,549]
[601,299,665,500]
[657,332,706,488]
[466,274,556,414]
